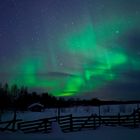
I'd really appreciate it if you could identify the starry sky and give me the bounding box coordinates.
[0,0,140,100]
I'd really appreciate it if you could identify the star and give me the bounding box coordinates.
[115,30,120,34]
[71,21,74,25]
[59,62,64,66]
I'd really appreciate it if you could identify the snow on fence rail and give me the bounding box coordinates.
[0,108,140,133]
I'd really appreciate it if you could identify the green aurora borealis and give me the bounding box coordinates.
[9,21,133,97]
[0,0,140,99]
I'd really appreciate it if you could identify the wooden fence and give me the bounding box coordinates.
[0,119,22,132]
[0,108,140,133]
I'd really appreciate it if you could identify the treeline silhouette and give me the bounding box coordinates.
[0,83,101,111]
[0,83,140,111]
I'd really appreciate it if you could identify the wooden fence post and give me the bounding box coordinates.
[98,105,101,116]
[99,115,101,126]
[44,119,48,133]
[17,123,20,130]
[118,113,120,126]
[133,109,136,128]
[57,107,60,123]
[70,114,73,132]
[0,110,2,121]
[12,109,17,131]
[137,104,139,110]
[93,114,96,129]
[139,112,140,123]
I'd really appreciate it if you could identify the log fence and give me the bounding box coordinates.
[0,108,140,133]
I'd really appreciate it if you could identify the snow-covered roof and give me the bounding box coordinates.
[28,103,44,109]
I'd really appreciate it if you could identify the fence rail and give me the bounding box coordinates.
[0,108,140,133]
[0,119,22,131]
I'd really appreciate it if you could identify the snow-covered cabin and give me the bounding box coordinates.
[28,103,44,112]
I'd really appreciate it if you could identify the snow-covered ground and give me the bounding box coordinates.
[1,104,139,121]
[0,126,140,140]
[0,104,140,140]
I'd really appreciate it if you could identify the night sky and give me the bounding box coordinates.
[0,0,140,100]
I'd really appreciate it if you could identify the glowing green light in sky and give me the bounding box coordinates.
[1,0,140,99]
[52,22,128,96]
[10,22,128,97]
[64,24,96,56]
